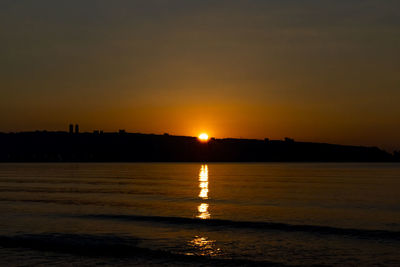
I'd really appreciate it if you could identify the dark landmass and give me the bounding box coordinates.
[0,131,398,162]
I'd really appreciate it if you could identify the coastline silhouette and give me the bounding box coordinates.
[0,126,398,162]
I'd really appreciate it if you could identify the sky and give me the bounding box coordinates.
[1,0,399,151]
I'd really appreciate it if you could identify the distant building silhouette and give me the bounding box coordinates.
[285,137,294,142]
[75,124,79,134]
[119,129,126,134]
[69,124,73,134]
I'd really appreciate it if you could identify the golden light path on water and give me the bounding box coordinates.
[197,165,210,219]
[187,236,221,257]
[188,164,221,257]
[198,164,209,199]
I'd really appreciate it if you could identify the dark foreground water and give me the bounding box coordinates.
[0,163,399,266]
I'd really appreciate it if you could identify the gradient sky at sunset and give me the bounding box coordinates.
[1,0,399,150]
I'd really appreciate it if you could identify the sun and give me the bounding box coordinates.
[198,133,209,142]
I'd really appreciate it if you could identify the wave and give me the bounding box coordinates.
[82,214,400,241]
[0,195,244,207]
[0,178,156,186]
[0,198,152,208]
[0,233,284,266]
[0,186,160,195]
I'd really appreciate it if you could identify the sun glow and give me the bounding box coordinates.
[198,133,209,142]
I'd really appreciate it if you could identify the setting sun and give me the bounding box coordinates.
[198,133,209,142]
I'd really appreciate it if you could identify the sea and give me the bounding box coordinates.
[0,163,399,266]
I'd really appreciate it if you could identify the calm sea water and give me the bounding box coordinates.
[0,163,399,266]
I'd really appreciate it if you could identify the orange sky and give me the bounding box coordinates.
[0,1,399,151]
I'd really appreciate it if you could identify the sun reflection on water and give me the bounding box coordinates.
[199,165,208,182]
[197,203,210,219]
[189,165,221,257]
[197,165,210,219]
[187,236,221,256]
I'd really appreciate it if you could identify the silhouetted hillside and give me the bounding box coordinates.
[0,131,397,162]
